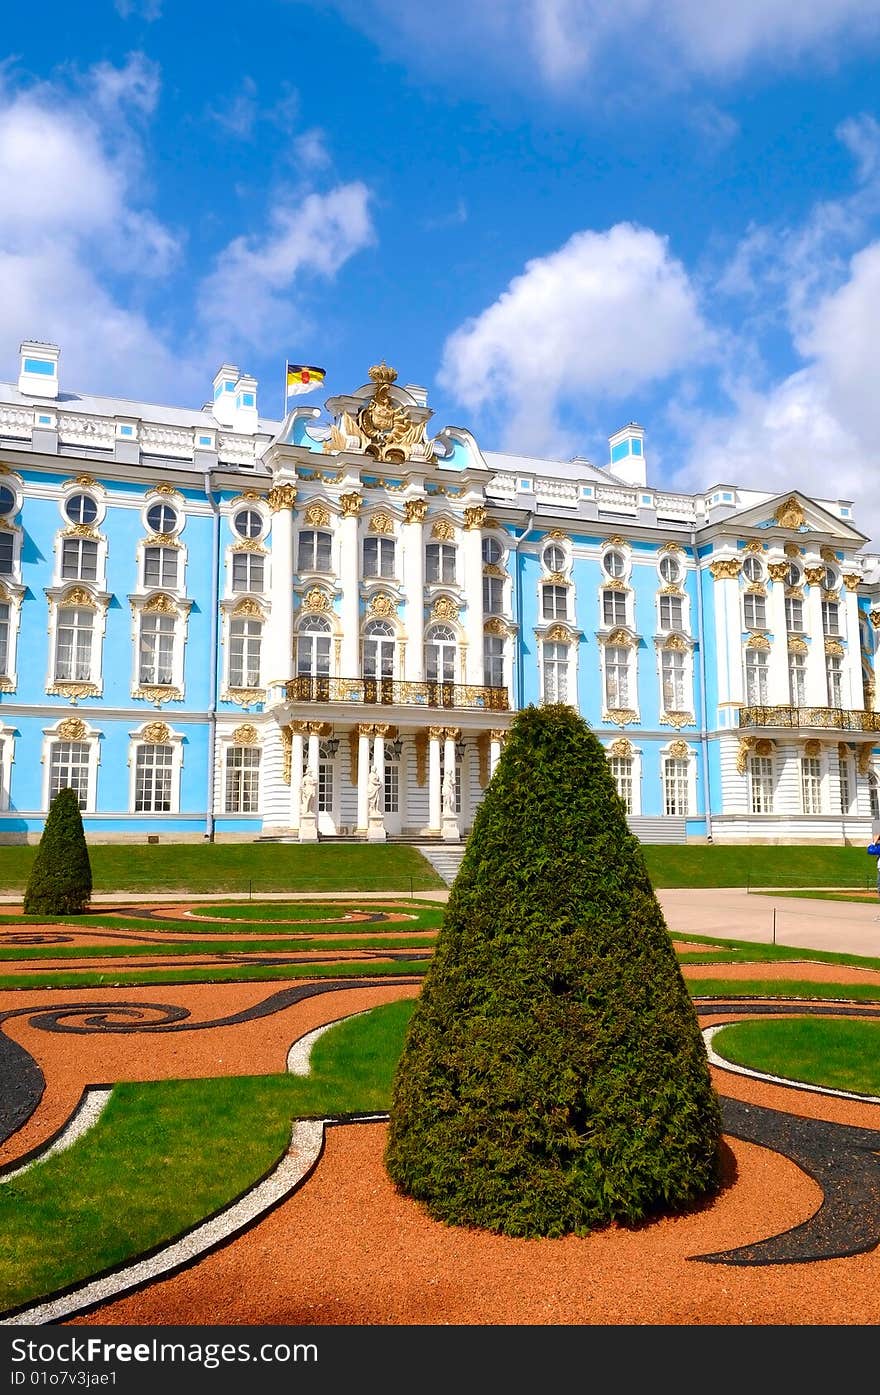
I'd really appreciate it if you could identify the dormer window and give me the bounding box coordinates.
[233,508,263,541]
[742,555,764,583]
[602,549,626,579]
[542,543,565,572]
[658,553,682,584]
[482,537,503,566]
[147,502,179,536]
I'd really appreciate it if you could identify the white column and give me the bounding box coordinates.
[462,505,485,684]
[709,561,743,714]
[804,567,827,705]
[766,569,789,705]
[266,483,296,687]
[428,726,442,831]
[843,582,864,709]
[373,728,386,796]
[403,497,426,680]
[490,730,503,776]
[307,729,320,775]
[338,494,361,676]
[357,725,370,830]
[290,726,304,829]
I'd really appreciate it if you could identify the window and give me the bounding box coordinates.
[542,584,567,620]
[55,607,93,682]
[363,619,395,679]
[61,538,98,582]
[826,654,843,707]
[749,755,774,814]
[659,554,682,584]
[134,743,173,813]
[608,755,633,814]
[745,649,768,705]
[661,649,686,711]
[543,641,569,703]
[484,634,505,688]
[49,740,90,809]
[297,530,332,572]
[743,593,767,629]
[229,618,262,688]
[483,575,504,614]
[384,745,399,814]
[786,562,802,588]
[742,555,764,582]
[0,602,8,675]
[659,595,683,631]
[822,601,840,635]
[603,549,626,578]
[870,772,879,821]
[482,537,503,566]
[824,565,839,591]
[801,757,821,814]
[225,746,261,814]
[232,508,262,540]
[425,625,456,683]
[664,757,689,816]
[543,543,565,572]
[0,533,12,576]
[426,542,456,584]
[146,502,178,535]
[139,612,175,686]
[231,551,264,593]
[839,754,851,814]
[603,589,627,626]
[789,651,807,707]
[144,546,179,589]
[785,597,804,632]
[363,536,395,578]
[297,616,331,677]
[64,493,98,527]
[604,645,630,709]
[317,741,335,812]
[0,486,16,516]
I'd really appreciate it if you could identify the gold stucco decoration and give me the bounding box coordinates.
[268,484,297,513]
[668,739,690,758]
[709,558,742,580]
[605,708,638,726]
[304,503,330,528]
[858,745,874,776]
[143,594,178,615]
[369,593,396,618]
[231,723,259,745]
[608,738,633,757]
[843,573,862,591]
[545,624,574,643]
[369,511,395,534]
[804,739,821,758]
[768,562,789,582]
[870,610,880,628]
[605,627,636,648]
[788,636,808,654]
[464,506,486,531]
[774,496,806,529]
[824,637,845,656]
[302,588,332,613]
[804,565,825,586]
[431,519,455,541]
[403,498,428,524]
[141,722,171,744]
[232,598,265,619]
[56,718,87,741]
[431,595,459,623]
[746,634,771,650]
[324,363,435,463]
[339,492,362,518]
[784,543,803,558]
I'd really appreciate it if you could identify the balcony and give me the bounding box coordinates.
[278,676,510,711]
[739,705,880,732]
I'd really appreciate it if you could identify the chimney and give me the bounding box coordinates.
[608,423,647,487]
[19,341,60,399]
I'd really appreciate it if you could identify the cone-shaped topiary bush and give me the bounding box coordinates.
[23,787,92,915]
[385,704,723,1237]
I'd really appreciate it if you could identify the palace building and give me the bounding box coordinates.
[0,340,878,845]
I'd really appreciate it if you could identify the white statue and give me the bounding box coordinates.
[300,766,317,816]
[442,766,456,818]
[367,764,382,817]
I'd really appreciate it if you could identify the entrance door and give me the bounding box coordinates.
[383,740,403,835]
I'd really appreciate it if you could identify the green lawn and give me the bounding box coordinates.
[0,843,445,894]
[0,1001,416,1315]
[642,844,878,889]
[711,1018,880,1094]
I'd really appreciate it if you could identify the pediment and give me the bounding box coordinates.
[725,491,867,546]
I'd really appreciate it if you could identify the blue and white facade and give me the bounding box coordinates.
[0,341,878,845]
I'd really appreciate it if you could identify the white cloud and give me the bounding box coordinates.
[208,77,259,139]
[439,223,709,454]
[674,241,880,547]
[197,183,375,347]
[114,0,162,19]
[316,0,880,96]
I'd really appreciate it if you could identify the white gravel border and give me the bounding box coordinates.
[0,1089,112,1185]
[703,1023,880,1104]
[286,1010,371,1075]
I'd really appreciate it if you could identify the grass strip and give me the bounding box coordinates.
[711,1018,880,1095]
[0,934,437,961]
[670,932,880,972]
[0,999,416,1315]
[0,961,429,990]
[687,977,880,1002]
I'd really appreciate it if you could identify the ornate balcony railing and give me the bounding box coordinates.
[281,675,510,711]
[739,704,880,732]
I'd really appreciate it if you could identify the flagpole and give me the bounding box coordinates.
[282,360,287,425]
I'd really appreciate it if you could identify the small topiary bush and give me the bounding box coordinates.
[385,703,723,1237]
[23,787,93,916]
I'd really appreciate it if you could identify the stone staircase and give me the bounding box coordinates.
[415,843,466,886]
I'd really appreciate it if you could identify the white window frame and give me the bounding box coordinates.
[223,742,262,815]
[743,592,767,630]
[801,755,823,814]
[749,754,775,814]
[605,741,642,815]
[297,529,333,574]
[363,618,397,680]
[142,543,182,592]
[45,588,109,697]
[296,614,333,678]
[0,725,14,811]
[662,751,694,817]
[483,632,505,689]
[41,720,101,813]
[128,723,184,815]
[603,589,628,627]
[745,647,769,705]
[230,549,265,595]
[363,535,396,579]
[483,574,505,615]
[600,638,637,718]
[542,583,568,621]
[658,594,684,632]
[425,624,457,683]
[822,600,840,636]
[129,594,191,699]
[0,477,23,586]
[785,596,805,633]
[0,580,24,690]
[426,542,457,585]
[838,750,853,814]
[789,650,808,707]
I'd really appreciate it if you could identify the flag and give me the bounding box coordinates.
[286,363,326,397]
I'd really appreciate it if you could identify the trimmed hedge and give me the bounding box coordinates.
[385,704,723,1237]
[23,787,92,916]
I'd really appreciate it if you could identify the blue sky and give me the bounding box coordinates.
[3,1,880,540]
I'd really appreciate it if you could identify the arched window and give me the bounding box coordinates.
[870,772,879,821]
[363,619,395,679]
[297,615,332,677]
[425,624,456,683]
